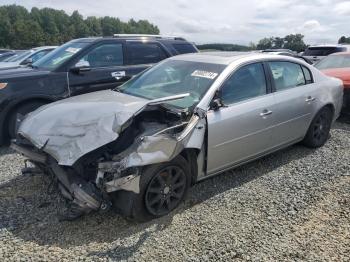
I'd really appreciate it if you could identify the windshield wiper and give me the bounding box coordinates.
[147,93,190,106]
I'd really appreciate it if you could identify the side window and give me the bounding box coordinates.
[30,50,51,63]
[221,63,267,105]
[269,62,305,91]
[302,66,313,84]
[172,43,197,54]
[79,43,124,68]
[127,42,167,65]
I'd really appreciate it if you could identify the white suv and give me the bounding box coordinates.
[303,44,350,63]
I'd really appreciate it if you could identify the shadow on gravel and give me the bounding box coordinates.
[0,141,317,261]
[0,146,15,157]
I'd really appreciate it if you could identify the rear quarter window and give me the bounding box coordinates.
[172,43,197,54]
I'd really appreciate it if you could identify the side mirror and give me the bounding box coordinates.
[70,60,91,74]
[209,98,224,111]
[21,57,33,65]
[209,89,224,111]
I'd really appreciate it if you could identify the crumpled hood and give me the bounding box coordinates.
[18,90,149,166]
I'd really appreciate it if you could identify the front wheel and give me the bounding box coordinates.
[302,107,333,148]
[116,155,191,222]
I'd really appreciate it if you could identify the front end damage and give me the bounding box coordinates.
[12,92,207,220]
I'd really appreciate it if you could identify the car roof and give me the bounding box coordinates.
[170,51,302,65]
[307,44,350,48]
[32,46,58,51]
[330,52,350,56]
[70,36,191,44]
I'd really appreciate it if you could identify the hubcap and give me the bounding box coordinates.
[145,166,186,216]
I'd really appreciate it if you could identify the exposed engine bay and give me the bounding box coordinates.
[12,91,207,220]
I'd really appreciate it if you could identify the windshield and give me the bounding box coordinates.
[118,59,225,109]
[4,50,31,62]
[33,42,89,70]
[315,55,350,70]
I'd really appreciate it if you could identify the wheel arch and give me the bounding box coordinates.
[2,96,55,143]
[179,148,201,185]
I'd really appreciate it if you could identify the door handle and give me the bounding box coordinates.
[111,71,126,80]
[260,109,273,117]
[305,96,316,102]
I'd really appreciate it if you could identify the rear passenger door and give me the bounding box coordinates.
[268,61,317,146]
[125,41,169,73]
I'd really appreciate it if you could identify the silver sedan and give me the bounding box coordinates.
[13,52,343,221]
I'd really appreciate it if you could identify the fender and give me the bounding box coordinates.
[0,94,58,144]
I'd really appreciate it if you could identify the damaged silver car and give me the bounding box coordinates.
[12,52,343,221]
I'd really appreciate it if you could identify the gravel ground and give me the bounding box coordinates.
[0,120,349,261]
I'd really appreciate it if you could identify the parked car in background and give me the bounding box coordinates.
[0,35,198,144]
[303,44,350,64]
[0,46,57,70]
[0,51,16,62]
[265,51,313,64]
[315,52,350,111]
[12,52,343,221]
[262,49,296,54]
[0,49,11,54]
[0,50,27,62]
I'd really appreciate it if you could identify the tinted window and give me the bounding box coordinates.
[127,42,167,65]
[221,63,267,105]
[303,47,345,56]
[269,62,306,91]
[79,43,123,68]
[172,43,197,54]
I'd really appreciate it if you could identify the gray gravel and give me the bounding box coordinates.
[0,120,349,261]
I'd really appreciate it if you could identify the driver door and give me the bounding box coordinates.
[68,41,142,96]
[206,62,277,174]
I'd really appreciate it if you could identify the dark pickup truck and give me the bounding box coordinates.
[0,35,198,144]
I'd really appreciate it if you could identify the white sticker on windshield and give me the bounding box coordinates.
[66,47,81,54]
[191,70,218,79]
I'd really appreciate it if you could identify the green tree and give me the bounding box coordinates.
[283,34,306,52]
[0,4,160,49]
[338,36,350,44]
[256,37,274,50]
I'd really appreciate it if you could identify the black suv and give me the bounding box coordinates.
[0,35,198,144]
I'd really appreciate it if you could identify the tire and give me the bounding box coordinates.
[302,107,333,148]
[8,101,47,140]
[115,155,191,222]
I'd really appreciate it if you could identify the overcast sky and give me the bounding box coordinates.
[1,0,350,45]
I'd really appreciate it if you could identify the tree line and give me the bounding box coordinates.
[338,36,350,44]
[0,5,159,49]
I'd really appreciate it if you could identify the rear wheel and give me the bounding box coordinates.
[302,107,332,148]
[7,101,47,140]
[116,155,191,222]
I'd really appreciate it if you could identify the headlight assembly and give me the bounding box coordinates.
[0,83,8,89]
